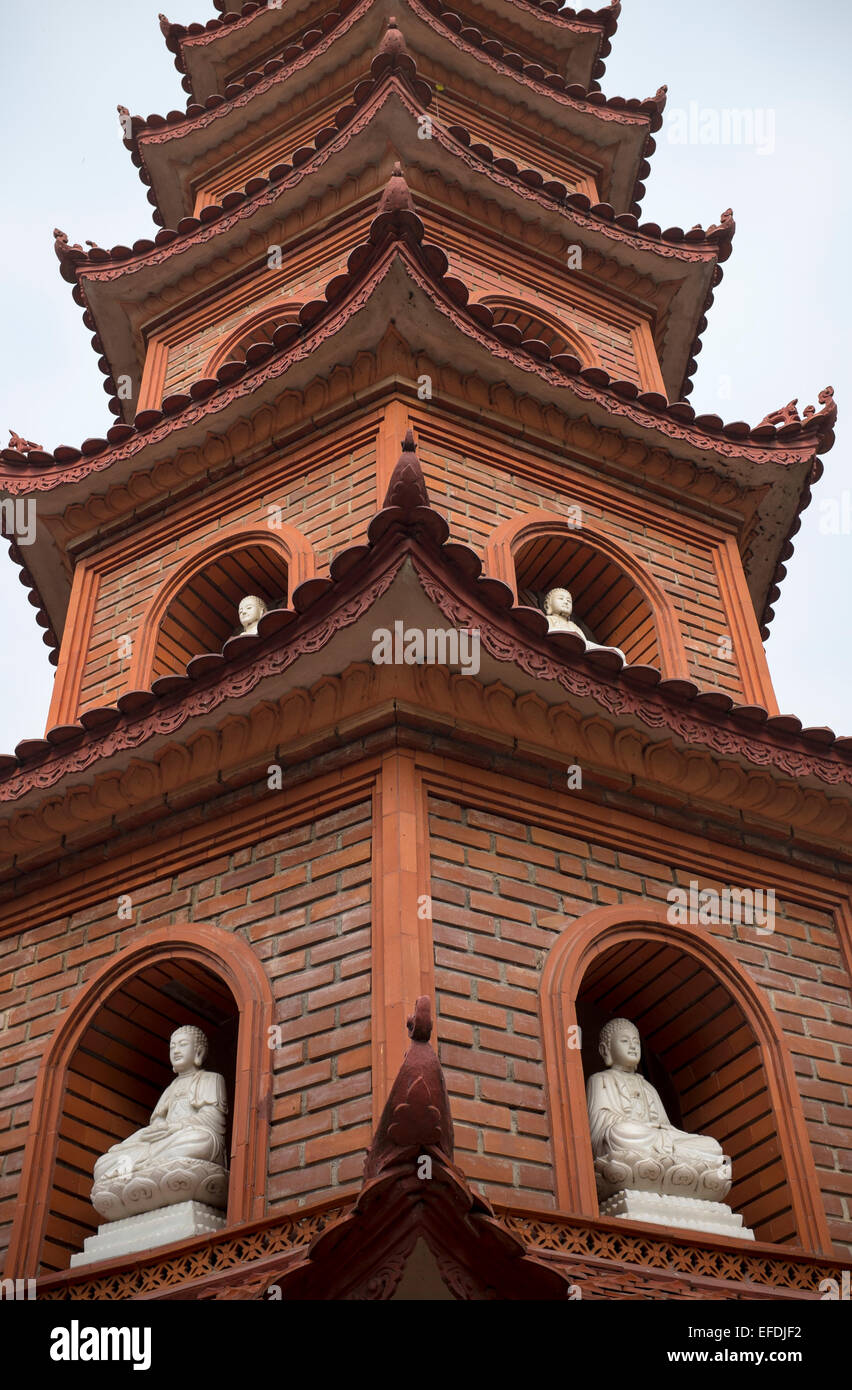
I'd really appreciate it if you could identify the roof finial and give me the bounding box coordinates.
[377,160,415,216]
[803,386,836,421]
[382,429,429,511]
[368,162,424,247]
[53,228,82,259]
[759,399,800,428]
[363,994,452,1178]
[371,15,415,79]
[407,995,433,1042]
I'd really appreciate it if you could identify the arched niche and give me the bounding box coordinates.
[47,960,236,1273]
[540,904,832,1253]
[478,295,600,365]
[152,542,289,681]
[129,525,315,691]
[484,511,687,676]
[8,924,274,1277]
[203,302,303,378]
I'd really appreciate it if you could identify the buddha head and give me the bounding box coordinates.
[544,587,574,622]
[169,1025,208,1076]
[599,1018,641,1072]
[238,594,267,635]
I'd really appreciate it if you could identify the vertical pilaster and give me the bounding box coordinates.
[45,562,99,732]
[371,748,434,1123]
[716,535,780,715]
[375,398,412,504]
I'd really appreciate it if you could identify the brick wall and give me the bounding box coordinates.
[423,86,596,197]
[414,426,745,695]
[0,796,373,1269]
[77,433,378,714]
[193,86,359,212]
[443,243,643,386]
[159,209,372,398]
[74,404,749,715]
[428,794,852,1252]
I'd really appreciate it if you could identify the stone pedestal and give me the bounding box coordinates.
[70,1200,226,1268]
[600,1189,755,1240]
[92,1156,228,1221]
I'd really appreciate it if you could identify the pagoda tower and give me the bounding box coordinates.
[0,0,850,1302]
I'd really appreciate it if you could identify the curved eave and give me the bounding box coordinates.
[164,0,360,101]
[64,80,727,417]
[3,540,60,667]
[0,464,849,828]
[9,222,834,647]
[408,0,661,220]
[186,0,621,103]
[132,0,657,227]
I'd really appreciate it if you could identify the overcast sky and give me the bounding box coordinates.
[0,0,849,751]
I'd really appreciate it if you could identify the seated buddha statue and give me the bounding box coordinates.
[91,1025,229,1221]
[543,587,625,660]
[586,1018,731,1202]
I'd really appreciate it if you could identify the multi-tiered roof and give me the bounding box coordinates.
[0,0,846,831]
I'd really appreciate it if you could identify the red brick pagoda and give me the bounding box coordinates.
[0,0,850,1300]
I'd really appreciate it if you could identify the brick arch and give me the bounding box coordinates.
[483,509,688,677]
[540,902,831,1252]
[7,923,275,1277]
[203,302,303,378]
[128,523,316,692]
[478,295,601,367]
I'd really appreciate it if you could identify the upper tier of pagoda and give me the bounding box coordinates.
[140,0,658,233]
[59,113,722,423]
[0,1,838,691]
[2,160,835,670]
[171,0,621,104]
[54,12,699,430]
[2,428,850,875]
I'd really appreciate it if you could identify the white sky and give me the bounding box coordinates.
[0,0,849,750]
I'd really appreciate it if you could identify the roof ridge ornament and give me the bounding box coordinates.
[363,994,453,1178]
[372,15,413,73]
[8,430,41,454]
[369,161,425,245]
[377,160,416,217]
[369,428,449,545]
[382,427,429,511]
[707,208,735,235]
[53,228,82,260]
[805,385,835,420]
[759,389,835,430]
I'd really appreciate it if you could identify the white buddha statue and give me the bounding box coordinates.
[90,1025,229,1221]
[543,587,625,660]
[237,593,268,635]
[543,586,586,638]
[587,1018,731,1204]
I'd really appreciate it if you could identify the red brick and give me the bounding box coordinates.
[480,1078,544,1109]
